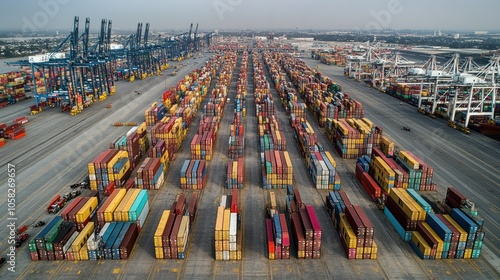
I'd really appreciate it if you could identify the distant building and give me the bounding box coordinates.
[453,34,460,39]
[290,38,314,41]
[474,31,488,35]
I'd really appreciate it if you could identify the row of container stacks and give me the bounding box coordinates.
[146,138,170,168]
[0,71,30,107]
[226,158,244,189]
[253,52,275,119]
[258,115,287,152]
[95,189,150,228]
[266,192,290,259]
[262,52,342,191]
[288,101,307,120]
[88,149,132,191]
[30,188,147,261]
[134,157,165,190]
[30,216,93,261]
[311,50,347,66]
[325,191,378,259]
[290,117,322,157]
[180,160,207,189]
[385,82,426,102]
[383,188,429,241]
[151,117,185,158]
[265,52,365,125]
[191,119,216,160]
[231,54,246,159]
[85,221,139,260]
[261,150,293,189]
[0,121,27,147]
[306,150,340,190]
[326,118,382,158]
[382,186,484,259]
[59,193,100,231]
[215,190,242,260]
[235,51,248,116]
[356,147,436,200]
[109,123,150,171]
[285,187,322,259]
[203,90,226,118]
[154,193,198,259]
[145,102,167,126]
[228,117,245,159]
[151,54,222,127]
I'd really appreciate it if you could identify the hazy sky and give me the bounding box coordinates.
[1,0,499,32]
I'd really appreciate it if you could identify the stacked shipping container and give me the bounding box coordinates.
[153,193,198,259]
[215,190,242,260]
[226,158,244,189]
[135,157,165,189]
[306,150,339,190]
[88,149,131,191]
[326,118,382,158]
[180,160,207,189]
[325,191,378,259]
[266,191,290,259]
[262,150,293,189]
[285,187,322,259]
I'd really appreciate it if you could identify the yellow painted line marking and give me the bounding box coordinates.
[113,268,121,274]
[171,268,179,273]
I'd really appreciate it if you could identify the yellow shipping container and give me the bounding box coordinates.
[79,245,89,260]
[399,151,419,170]
[112,189,138,222]
[75,197,99,223]
[120,189,141,221]
[154,210,171,247]
[421,222,444,252]
[339,214,357,249]
[155,247,164,259]
[443,214,468,242]
[222,209,231,241]
[215,206,224,241]
[72,222,94,253]
[464,249,472,259]
[411,231,431,256]
[177,216,190,249]
[390,188,422,221]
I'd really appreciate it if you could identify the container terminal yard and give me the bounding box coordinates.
[0,33,499,280]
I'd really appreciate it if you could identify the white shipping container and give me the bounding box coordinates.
[223,250,230,260]
[87,223,110,250]
[230,213,237,234]
[230,242,236,251]
[126,126,138,137]
[89,174,97,181]
[63,231,79,253]
[137,201,150,229]
[220,195,227,207]
[155,171,165,189]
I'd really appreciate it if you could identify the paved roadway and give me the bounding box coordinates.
[0,52,498,280]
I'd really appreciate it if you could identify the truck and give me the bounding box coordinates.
[47,195,67,214]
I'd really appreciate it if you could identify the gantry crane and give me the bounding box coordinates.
[30,16,116,114]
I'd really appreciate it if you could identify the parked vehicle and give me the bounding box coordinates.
[32,221,46,227]
[16,233,29,248]
[16,225,28,235]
